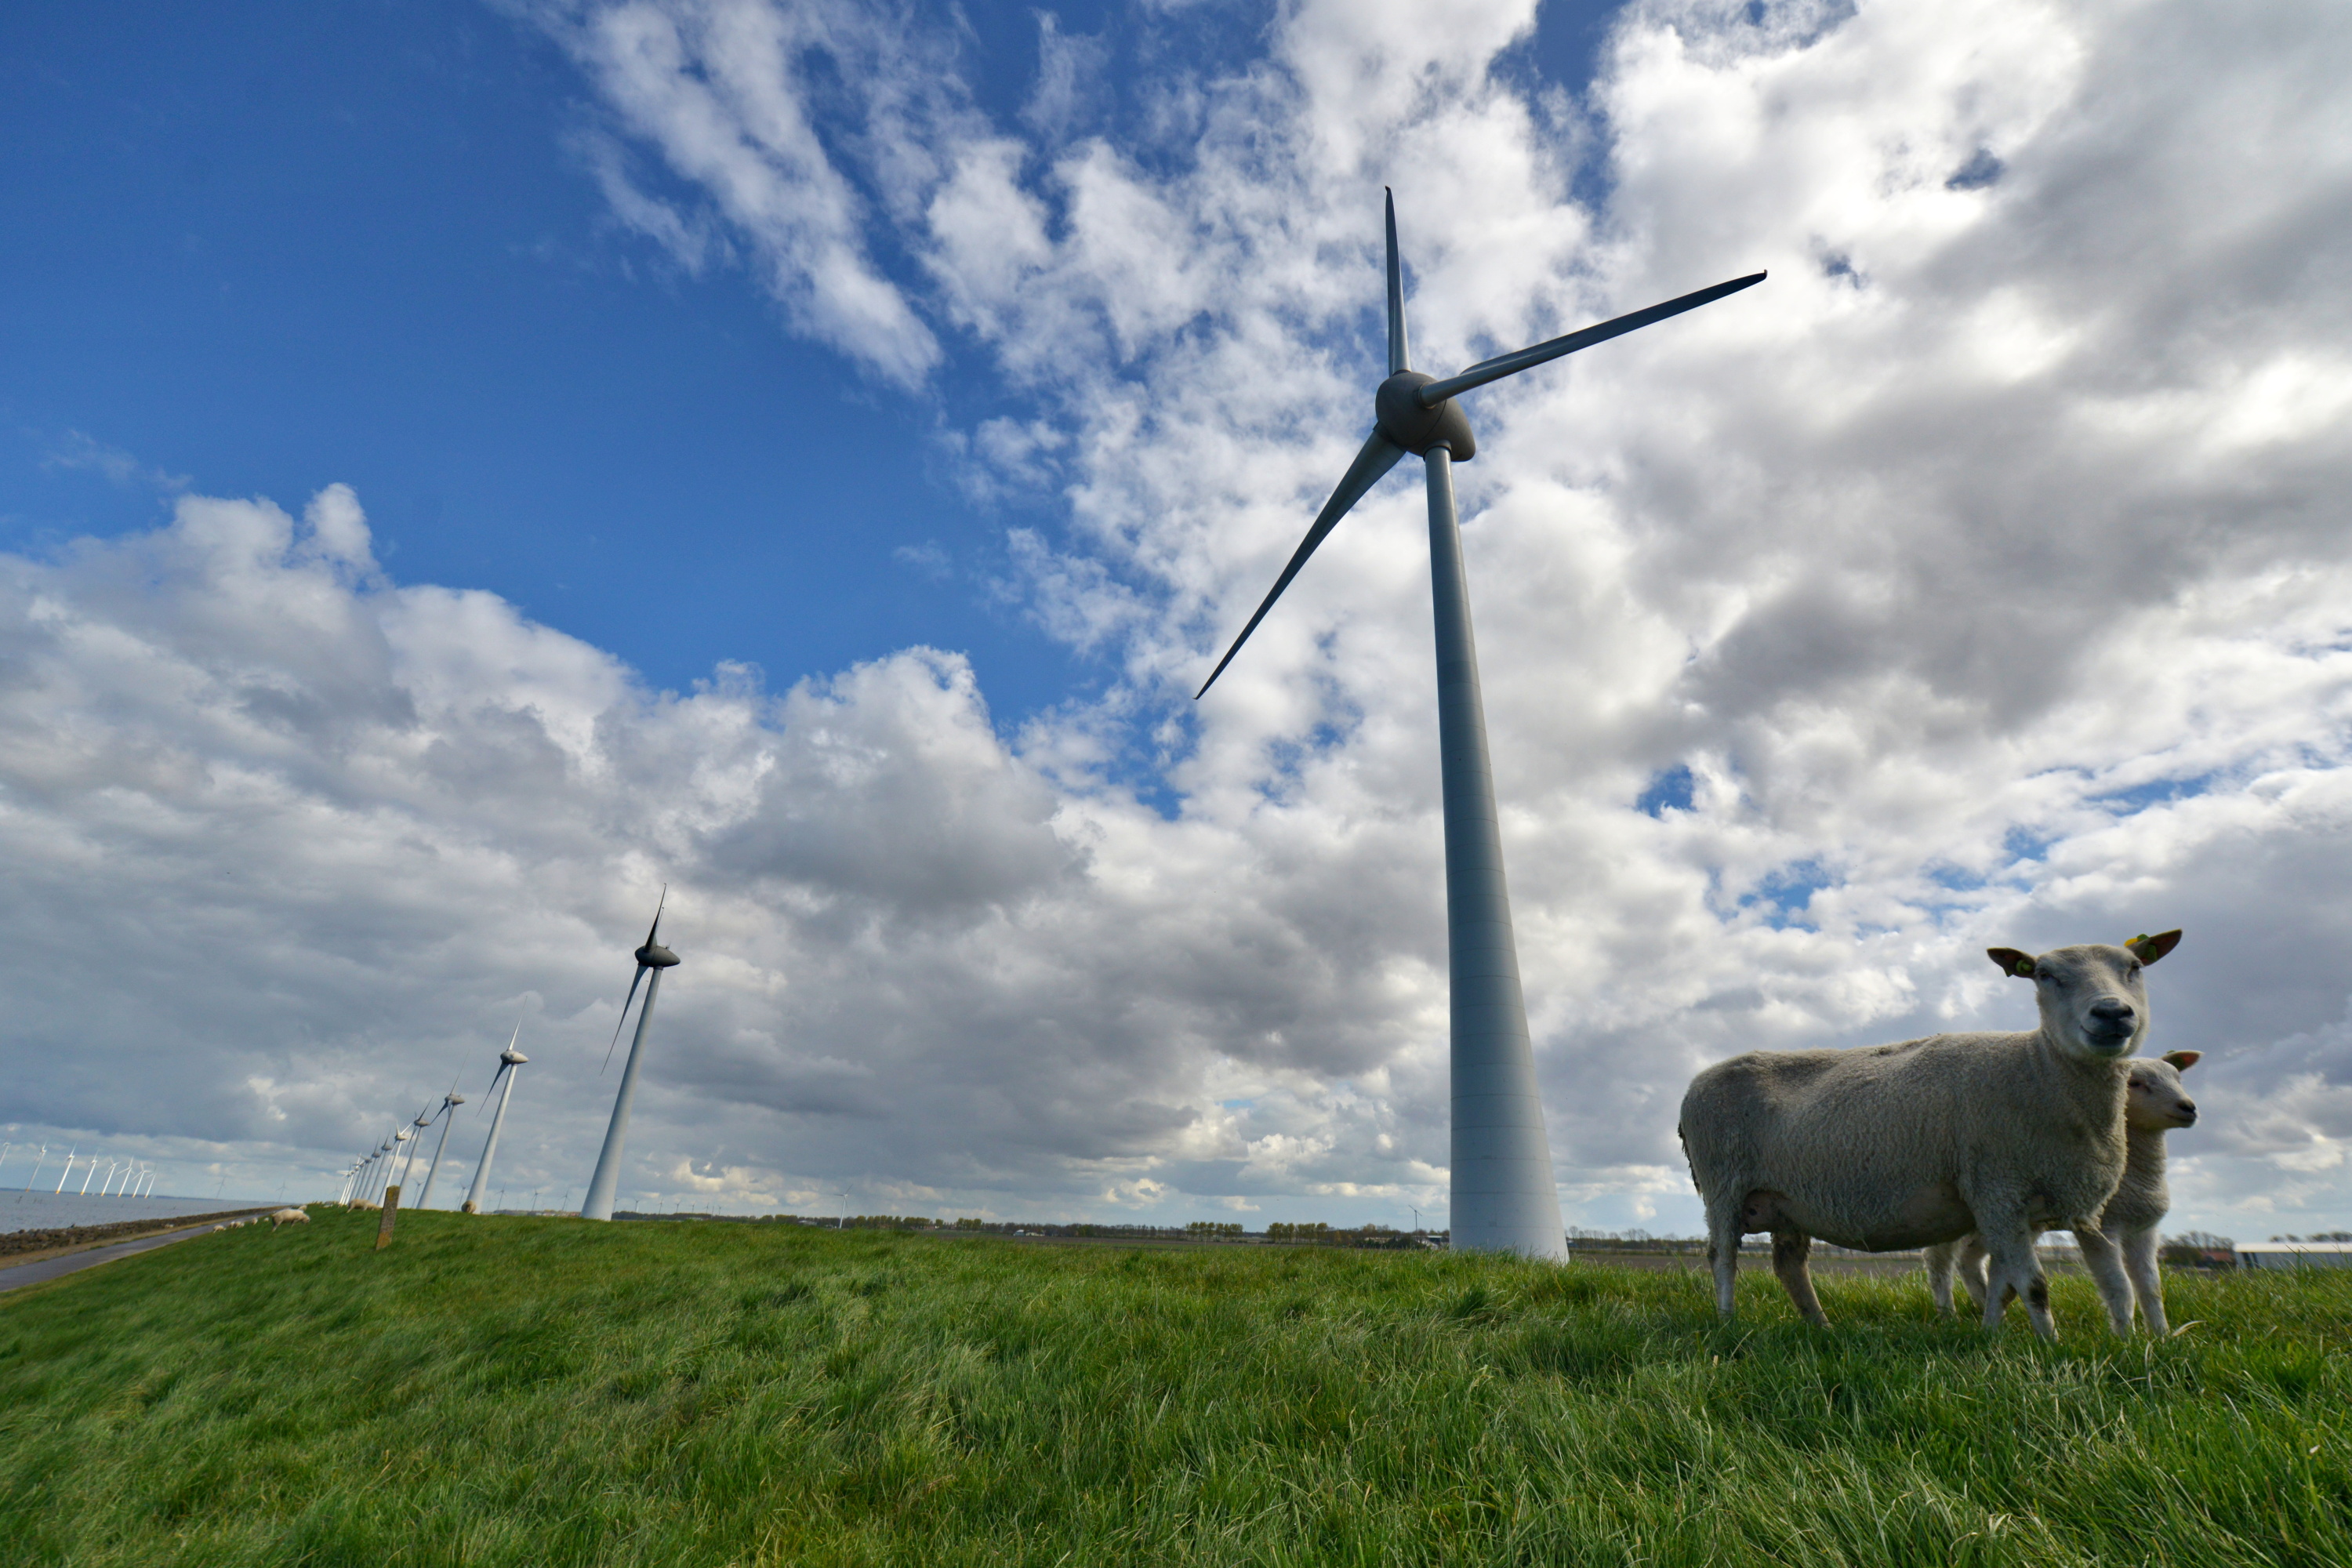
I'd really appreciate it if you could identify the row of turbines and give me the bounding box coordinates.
[336,895,681,1221]
[0,1143,159,1199]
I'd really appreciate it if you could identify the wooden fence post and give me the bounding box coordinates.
[376,1185,401,1250]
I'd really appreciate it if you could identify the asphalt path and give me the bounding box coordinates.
[0,1219,246,1294]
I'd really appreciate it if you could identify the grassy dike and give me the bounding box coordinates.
[0,1208,2345,1566]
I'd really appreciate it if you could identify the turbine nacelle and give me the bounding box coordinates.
[635,941,681,969]
[499,1049,528,1067]
[1374,372,1475,460]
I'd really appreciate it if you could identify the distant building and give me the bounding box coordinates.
[2238,1242,2352,1270]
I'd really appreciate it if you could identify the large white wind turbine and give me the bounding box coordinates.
[581,892,681,1223]
[413,1083,468,1210]
[53,1146,78,1195]
[462,1025,529,1215]
[1196,192,1762,1258]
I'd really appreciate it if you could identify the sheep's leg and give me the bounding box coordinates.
[1976,1216,2056,1340]
[1772,1230,1829,1327]
[1705,1201,1743,1320]
[1957,1236,1991,1314]
[2121,1225,2167,1336]
[1923,1241,1959,1316]
[2072,1221,2136,1335]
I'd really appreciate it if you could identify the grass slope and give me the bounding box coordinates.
[1,1209,2346,1566]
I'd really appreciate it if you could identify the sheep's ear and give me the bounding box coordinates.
[2163,1050,2201,1072]
[1988,948,2036,978]
[2125,930,2183,964]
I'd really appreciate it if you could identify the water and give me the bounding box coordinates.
[1,1189,271,1236]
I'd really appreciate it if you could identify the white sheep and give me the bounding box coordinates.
[1678,931,2182,1339]
[1926,1050,2200,1334]
[269,1207,311,1228]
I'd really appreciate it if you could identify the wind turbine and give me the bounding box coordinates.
[1195,191,1762,1258]
[18,1144,44,1193]
[392,1106,431,1192]
[580,891,681,1223]
[53,1146,78,1195]
[414,1082,468,1210]
[78,1157,101,1196]
[363,1136,394,1203]
[462,1025,529,1215]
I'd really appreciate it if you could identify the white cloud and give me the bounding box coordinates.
[13,0,2352,1239]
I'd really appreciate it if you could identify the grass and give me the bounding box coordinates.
[1,1210,2347,1566]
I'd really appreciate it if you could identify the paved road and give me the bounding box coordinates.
[0,1221,235,1294]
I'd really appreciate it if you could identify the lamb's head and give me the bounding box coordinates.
[2126,1050,2201,1130]
[1985,930,2182,1061]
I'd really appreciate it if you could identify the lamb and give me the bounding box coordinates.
[1926,1051,2199,1334]
[270,1207,311,1228]
[1677,930,2182,1340]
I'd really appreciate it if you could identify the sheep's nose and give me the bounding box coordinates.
[2179,1100,2198,1124]
[2089,999,2136,1025]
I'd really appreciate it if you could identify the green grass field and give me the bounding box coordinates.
[2,1209,2346,1566]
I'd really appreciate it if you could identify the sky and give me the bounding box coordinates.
[2,0,2349,1241]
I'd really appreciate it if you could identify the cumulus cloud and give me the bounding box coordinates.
[12,0,2352,1236]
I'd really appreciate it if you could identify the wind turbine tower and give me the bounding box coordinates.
[394,1106,431,1190]
[462,1025,528,1215]
[415,1085,468,1210]
[1196,191,1762,1258]
[580,893,681,1223]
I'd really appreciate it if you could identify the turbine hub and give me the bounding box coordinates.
[1374,372,1476,461]
[637,942,681,968]
[501,1049,528,1065]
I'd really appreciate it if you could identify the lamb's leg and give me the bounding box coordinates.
[1957,1235,1992,1314]
[1705,1200,1743,1320]
[1924,1241,1959,1316]
[2072,1221,2136,1335]
[1772,1229,1830,1327]
[2121,1225,2167,1336]
[1976,1214,2056,1340]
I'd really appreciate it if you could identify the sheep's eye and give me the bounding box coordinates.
[2127,963,2142,980]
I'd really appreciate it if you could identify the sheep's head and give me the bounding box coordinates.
[1985,931,2181,1061]
[2125,1050,2201,1131]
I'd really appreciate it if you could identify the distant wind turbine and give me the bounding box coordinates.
[78,1157,101,1196]
[414,1080,469,1210]
[581,891,681,1223]
[20,1144,47,1195]
[392,1106,431,1191]
[1194,191,1763,1258]
[462,1025,529,1215]
[53,1146,78,1195]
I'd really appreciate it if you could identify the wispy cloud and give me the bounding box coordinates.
[39,430,191,493]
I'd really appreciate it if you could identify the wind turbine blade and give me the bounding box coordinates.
[602,965,648,1073]
[1195,430,1407,699]
[1385,188,1410,376]
[1414,271,1766,406]
[643,884,667,949]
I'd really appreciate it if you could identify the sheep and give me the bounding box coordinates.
[1926,1051,2199,1334]
[1677,930,2182,1340]
[269,1207,311,1228]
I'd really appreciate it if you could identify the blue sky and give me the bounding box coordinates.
[3,0,2350,1244]
[2,0,1617,720]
